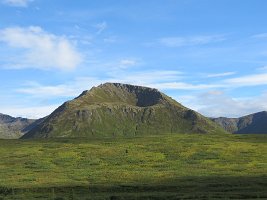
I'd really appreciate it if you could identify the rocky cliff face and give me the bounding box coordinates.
[22,83,226,139]
[211,111,267,134]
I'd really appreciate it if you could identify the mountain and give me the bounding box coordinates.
[0,114,36,139]
[211,111,267,134]
[22,83,226,139]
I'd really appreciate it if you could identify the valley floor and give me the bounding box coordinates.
[0,134,266,199]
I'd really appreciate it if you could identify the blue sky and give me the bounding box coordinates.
[1,0,267,118]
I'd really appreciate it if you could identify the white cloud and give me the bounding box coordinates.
[0,26,82,70]
[176,90,267,118]
[225,73,267,87]
[0,104,60,119]
[206,72,236,78]
[2,0,33,7]
[198,91,267,117]
[159,35,225,47]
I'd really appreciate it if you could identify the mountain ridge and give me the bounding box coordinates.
[22,83,226,139]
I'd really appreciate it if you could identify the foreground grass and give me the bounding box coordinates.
[0,134,266,199]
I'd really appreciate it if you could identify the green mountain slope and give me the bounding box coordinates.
[22,83,226,139]
[0,113,36,139]
[211,111,267,134]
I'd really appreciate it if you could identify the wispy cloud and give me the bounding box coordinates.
[225,73,267,87]
[159,35,225,47]
[148,82,221,90]
[16,69,225,105]
[0,26,82,71]
[14,68,267,118]
[182,90,267,118]
[17,77,103,98]
[108,70,184,85]
[206,72,236,78]
[95,21,107,34]
[107,70,225,90]
[16,69,267,101]
[17,83,78,98]
[1,0,33,7]
[118,59,138,69]
[0,104,60,118]
[155,71,267,89]
[16,70,184,99]
[103,36,117,43]
[257,66,267,70]
[89,58,140,70]
[251,33,267,39]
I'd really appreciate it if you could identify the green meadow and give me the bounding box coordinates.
[0,134,266,199]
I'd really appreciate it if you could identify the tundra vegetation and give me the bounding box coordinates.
[0,134,266,199]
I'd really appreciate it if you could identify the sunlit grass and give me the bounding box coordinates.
[0,134,266,199]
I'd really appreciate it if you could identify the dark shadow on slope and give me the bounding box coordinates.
[236,111,267,134]
[1,176,266,199]
[22,117,46,133]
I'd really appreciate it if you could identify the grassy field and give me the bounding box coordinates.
[0,134,266,199]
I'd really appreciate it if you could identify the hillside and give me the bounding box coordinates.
[22,83,226,139]
[211,111,267,134]
[0,113,36,139]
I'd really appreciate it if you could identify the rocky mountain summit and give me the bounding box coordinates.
[22,83,225,139]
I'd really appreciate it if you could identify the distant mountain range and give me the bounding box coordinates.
[0,114,35,139]
[0,83,266,139]
[211,111,267,134]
